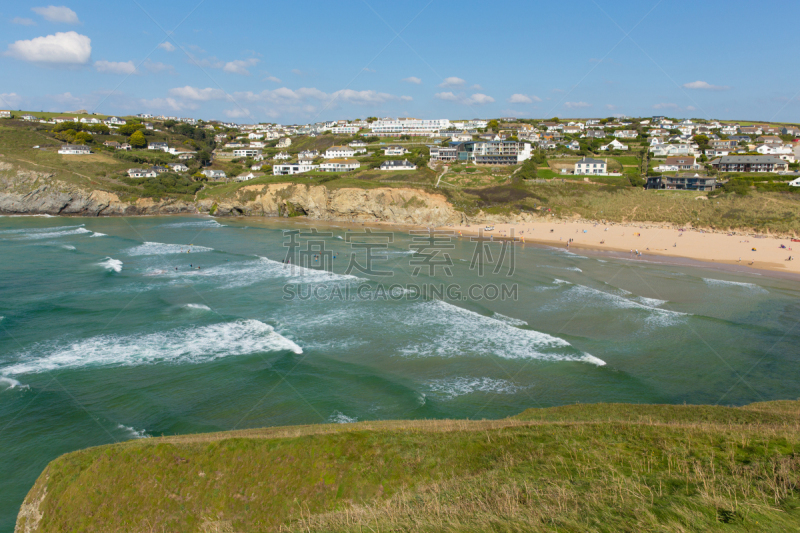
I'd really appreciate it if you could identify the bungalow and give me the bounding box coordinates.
[728,135,751,143]
[104,117,126,126]
[273,163,318,175]
[650,143,695,157]
[324,145,356,159]
[144,123,153,130]
[58,144,91,155]
[104,141,121,149]
[251,163,264,171]
[582,130,607,139]
[614,130,638,139]
[705,148,733,158]
[599,139,628,151]
[710,155,788,173]
[739,125,762,135]
[661,156,700,171]
[645,174,716,191]
[149,142,169,152]
[178,153,194,160]
[319,158,360,172]
[273,152,291,160]
[233,148,261,158]
[249,141,266,148]
[127,168,157,178]
[248,132,264,140]
[151,165,169,174]
[574,157,607,175]
[781,126,799,136]
[380,160,417,171]
[382,144,409,157]
[277,138,292,148]
[79,117,101,124]
[349,140,367,148]
[53,116,77,124]
[565,140,580,151]
[648,128,669,137]
[20,115,38,121]
[168,163,189,172]
[201,169,227,180]
[756,135,783,145]
[0,110,11,119]
[299,149,319,159]
[562,126,582,135]
[235,172,265,182]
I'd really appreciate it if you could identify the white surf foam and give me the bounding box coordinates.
[183,303,211,312]
[543,265,582,273]
[126,242,214,256]
[90,232,106,238]
[559,284,688,327]
[492,312,528,327]
[398,300,603,365]
[553,278,571,285]
[0,376,29,391]
[160,220,225,229]
[98,257,123,273]
[3,319,302,375]
[0,225,91,240]
[117,424,150,439]
[703,278,768,293]
[427,377,527,400]
[634,296,667,307]
[328,411,358,424]
[61,244,76,250]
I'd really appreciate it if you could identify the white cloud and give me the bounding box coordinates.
[434,91,459,102]
[169,86,227,101]
[5,31,91,64]
[470,84,482,90]
[330,89,407,105]
[139,97,195,112]
[435,92,494,105]
[465,93,494,105]
[224,108,250,118]
[291,69,305,76]
[605,104,617,110]
[439,76,465,88]
[362,67,376,73]
[223,58,259,75]
[94,60,136,75]
[158,42,175,52]
[686,106,696,111]
[564,101,591,109]
[264,76,282,83]
[508,93,541,104]
[143,59,174,74]
[402,76,422,84]
[683,80,729,91]
[0,93,23,107]
[31,6,80,24]
[653,103,679,110]
[400,95,413,101]
[12,17,36,26]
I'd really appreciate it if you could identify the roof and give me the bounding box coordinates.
[324,158,359,164]
[717,156,785,164]
[327,145,352,151]
[664,156,696,164]
[380,160,415,167]
[576,157,606,165]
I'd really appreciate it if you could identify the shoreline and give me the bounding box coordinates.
[4,212,800,279]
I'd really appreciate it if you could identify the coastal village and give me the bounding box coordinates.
[3,110,799,193]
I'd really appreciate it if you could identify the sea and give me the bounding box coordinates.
[1,215,798,530]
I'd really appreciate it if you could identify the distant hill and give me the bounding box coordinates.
[15,400,800,532]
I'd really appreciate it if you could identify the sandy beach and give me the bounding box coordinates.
[442,219,800,275]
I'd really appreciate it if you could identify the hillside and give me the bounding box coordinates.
[15,401,800,532]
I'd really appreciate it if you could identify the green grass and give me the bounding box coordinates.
[16,401,800,532]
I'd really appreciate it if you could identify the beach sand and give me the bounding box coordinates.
[441,220,800,275]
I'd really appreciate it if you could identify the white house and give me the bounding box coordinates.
[574,157,607,175]
[104,116,126,126]
[299,149,319,159]
[178,153,195,160]
[235,172,264,182]
[79,117,101,125]
[380,160,417,171]
[566,140,580,151]
[248,132,264,140]
[599,139,628,151]
[650,144,695,157]
[127,168,157,178]
[277,138,292,148]
[0,110,12,119]
[349,140,367,148]
[273,163,318,175]
[614,130,638,139]
[58,144,91,155]
[331,126,359,135]
[383,145,409,156]
[149,142,169,152]
[755,144,795,162]
[789,177,800,187]
[168,163,189,172]
[273,152,291,160]
[324,145,356,159]
[233,148,262,158]
[320,158,361,172]
[201,169,227,180]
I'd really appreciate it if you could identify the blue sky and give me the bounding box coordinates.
[1,1,799,123]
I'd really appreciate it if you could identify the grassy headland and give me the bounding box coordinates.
[17,401,800,532]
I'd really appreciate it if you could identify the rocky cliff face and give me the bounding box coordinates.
[0,163,531,225]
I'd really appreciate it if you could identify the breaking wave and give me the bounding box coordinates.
[117,424,150,439]
[703,278,768,293]
[492,312,528,327]
[126,242,214,256]
[426,377,528,399]
[98,257,123,273]
[328,411,358,424]
[2,319,302,375]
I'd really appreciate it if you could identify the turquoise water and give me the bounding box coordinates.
[1,215,799,530]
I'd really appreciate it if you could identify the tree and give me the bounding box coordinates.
[196,150,211,166]
[129,130,147,149]
[163,119,177,128]
[119,123,146,136]
[75,132,93,144]
[693,134,710,152]
[89,124,109,135]
[488,119,499,131]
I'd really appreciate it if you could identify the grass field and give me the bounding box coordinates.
[16,401,800,532]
